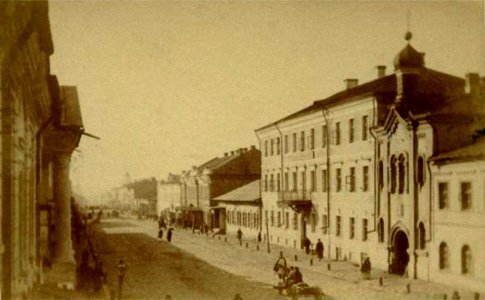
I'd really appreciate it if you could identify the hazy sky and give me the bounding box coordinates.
[48,1,485,200]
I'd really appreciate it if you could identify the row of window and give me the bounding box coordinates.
[264,116,369,157]
[377,155,426,194]
[227,210,260,229]
[264,210,370,241]
[439,243,473,275]
[263,166,369,193]
[438,181,472,211]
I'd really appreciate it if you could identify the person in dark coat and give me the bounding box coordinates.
[315,239,324,261]
[237,228,243,245]
[158,228,164,239]
[167,228,173,242]
[303,237,311,254]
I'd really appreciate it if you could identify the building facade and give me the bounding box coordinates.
[213,180,262,238]
[180,146,261,231]
[255,35,484,292]
[1,2,84,298]
[428,138,485,292]
[157,173,182,219]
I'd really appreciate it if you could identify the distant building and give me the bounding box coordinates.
[180,146,261,231]
[255,33,484,292]
[157,173,182,217]
[213,180,262,238]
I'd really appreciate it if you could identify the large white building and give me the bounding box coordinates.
[255,34,484,292]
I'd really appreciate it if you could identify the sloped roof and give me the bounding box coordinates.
[213,180,261,202]
[60,86,83,129]
[431,136,485,163]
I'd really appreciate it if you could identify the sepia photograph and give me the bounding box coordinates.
[0,0,484,299]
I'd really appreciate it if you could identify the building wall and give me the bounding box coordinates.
[429,160,485,293]
[0,2,54,298]
[259,97,378,264]
[157,182,181,214]
[222,203,261,238]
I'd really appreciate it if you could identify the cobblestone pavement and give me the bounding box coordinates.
[118,217,478,300]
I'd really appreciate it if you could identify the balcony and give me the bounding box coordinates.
[277,190,312,213]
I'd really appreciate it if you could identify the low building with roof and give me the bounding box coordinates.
[180,146,261,231]
[213,180,262,238]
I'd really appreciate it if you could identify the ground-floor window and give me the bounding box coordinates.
[439,242,449,270]
[461,245,472,274]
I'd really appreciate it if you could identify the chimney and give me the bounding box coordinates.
[224,152,228,157]
[230,151,234,155]
[344,78,358,89]
[376,65,386,78]
[465,73,480,95]
[244,147,248,152]
[250,145,256,150]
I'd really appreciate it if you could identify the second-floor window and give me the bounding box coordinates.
[336,168,342,192]
[461,182,472,210]
[264,140,268,157]
[335,122,341,145]
[277,173,281,192]
[336,216,342,236]
[293,133,297,152]
[322,214,328,234]
[363,166,369,192]
[284,173,289,191]
[438,182,448,209]
[276,137,280,155]
[349,217,355,239]
[270,174,274,192]
[292,172,297,191]
[362,219,368,241]
[284,135,288,153]
[349,118,354,143]
[270,139,274,156]
[349,167,356,192]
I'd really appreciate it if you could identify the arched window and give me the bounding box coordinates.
[439,242,449,269]
[398,155,406,194]
[462,245,472,274]
[417,156,425,187]
[390,156,397,193]
[378,219,384,243]
[418,222,426,249]
[378,160,384,191]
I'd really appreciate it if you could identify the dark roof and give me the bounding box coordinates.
[213,180,261,203]
[162,173,181,184]
[394,43,425,69]
[256,66,464,132]
[60,86,83,129]
[431,137,485,163]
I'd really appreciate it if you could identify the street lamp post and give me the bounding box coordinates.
[117,259,127,300]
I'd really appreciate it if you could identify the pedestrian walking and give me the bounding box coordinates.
[117,259,128,300]
[257,231,262,243]
[158,228,164,239]
[167,227,173,242]
[303,237,311,254]
[315,239,324,261]
[361,257,371,279]
[237,228,243,245]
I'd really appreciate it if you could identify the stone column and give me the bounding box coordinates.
[51,152,76,288]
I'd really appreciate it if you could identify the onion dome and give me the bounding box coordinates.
[393,32,425,69]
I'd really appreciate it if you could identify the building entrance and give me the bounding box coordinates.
[390,230,409,275]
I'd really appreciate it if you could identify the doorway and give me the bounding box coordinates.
[391,230,409,275]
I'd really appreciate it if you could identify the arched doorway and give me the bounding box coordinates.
[390,230,409,275]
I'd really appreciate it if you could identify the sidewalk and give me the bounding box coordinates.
[130,218,478,300]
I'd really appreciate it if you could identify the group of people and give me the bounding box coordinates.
[303,237,325,261]
[273,252,304,289]
[158,217,174,242]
